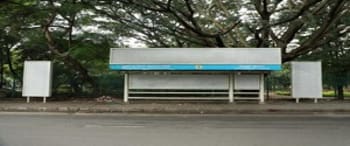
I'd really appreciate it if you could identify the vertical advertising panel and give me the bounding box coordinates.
[22,61,52,98]
[234,74,260,90]
[292,61,322,99]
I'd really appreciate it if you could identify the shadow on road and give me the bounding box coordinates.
[0,137,5,146]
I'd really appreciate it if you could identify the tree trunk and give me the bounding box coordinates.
[334,88,337,98]
[5,48,20,84]
[63,55,97,94]
[5,48,20,97]
[0,48,3,89]
[11,79,16,97]
[336,85,344,100]
[69,77,82,95]
[42,15,97,94]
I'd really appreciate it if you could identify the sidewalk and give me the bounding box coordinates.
[1,98,350,114]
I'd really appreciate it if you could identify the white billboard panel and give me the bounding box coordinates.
[292,61,322,99]
[22,61,52,97]
[129,74,229,90]
[234,74,260,90]
[110,48,281,64]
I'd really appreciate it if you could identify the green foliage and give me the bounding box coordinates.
[267,64,291,90]
[301,38,350,99]
[0,0,123,97]
[1,0,350,99]
[96,73,124,96]
[275,90,350,98]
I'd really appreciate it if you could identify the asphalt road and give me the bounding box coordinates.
[0,113,350,146]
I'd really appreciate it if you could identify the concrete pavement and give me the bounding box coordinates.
[1,98,350,114]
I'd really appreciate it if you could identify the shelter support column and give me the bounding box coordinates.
[229,73,234,103]
[124,73,129,103]
[259,73,265,104]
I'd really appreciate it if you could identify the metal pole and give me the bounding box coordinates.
[266,74,270,100]
[124,73,129,103]
[259,73,265,104]
[43,97,46,103]
[229,73,234,103]
[26,97,30,103]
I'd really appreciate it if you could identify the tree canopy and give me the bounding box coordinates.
[0,0,349,97]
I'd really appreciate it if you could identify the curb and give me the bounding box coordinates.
[1,106,350,114]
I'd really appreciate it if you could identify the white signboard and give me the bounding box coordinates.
[234,74,260,90]
[129,74,229,90]
[292,61,322,102]
[110,48,281,64]
[22,61,52,103]
[109,48,282,71]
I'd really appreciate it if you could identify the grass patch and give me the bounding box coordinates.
[274,90,350,97]
[323,90,334,97]
[275,90,290,96]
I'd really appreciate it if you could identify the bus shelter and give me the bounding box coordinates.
[109,48,281,103]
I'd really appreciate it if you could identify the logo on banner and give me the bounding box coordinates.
[195,65,203,70]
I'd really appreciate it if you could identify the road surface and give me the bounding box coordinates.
[0,113,349,146]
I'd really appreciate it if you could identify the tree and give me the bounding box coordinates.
[1,0,349,98]
[0,2,24,92]
[303,38,350,99]
[84,0,350,62]
[0,0,120,95]
[299,7,350,99]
